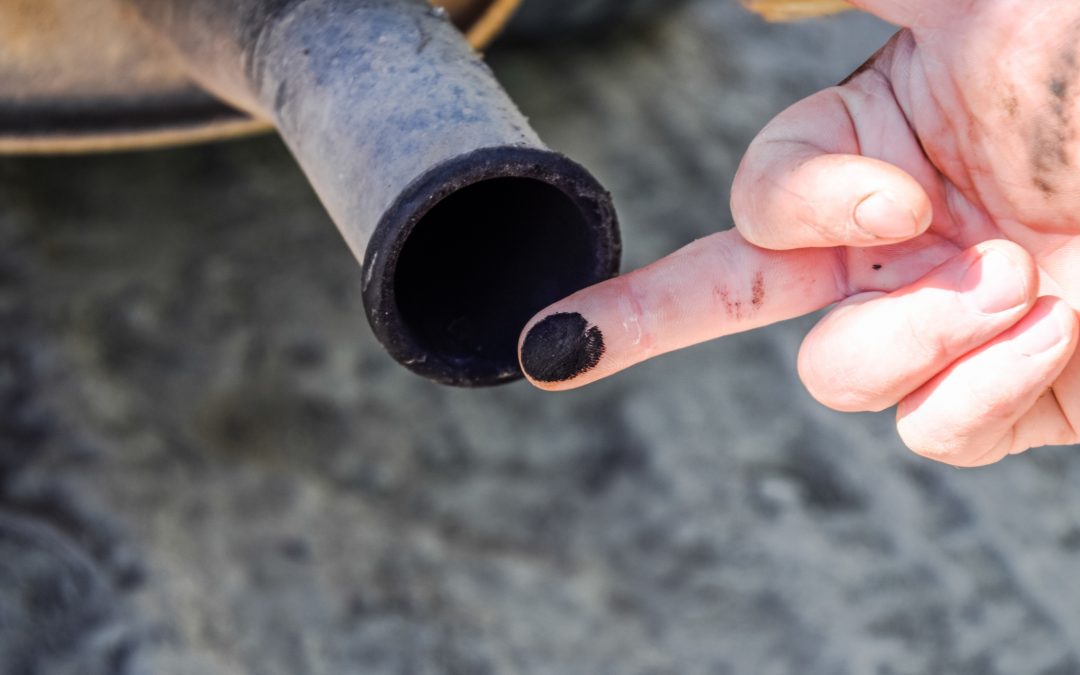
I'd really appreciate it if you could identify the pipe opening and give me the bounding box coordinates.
[393,177,597,381]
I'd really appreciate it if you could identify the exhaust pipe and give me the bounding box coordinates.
[126,0,622,386]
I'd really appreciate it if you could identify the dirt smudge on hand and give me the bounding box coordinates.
[1003,93,1019,120]
[751,271,765,309]
[716,271,765,320]
[716,287,743,320]
[1028,20,1080,197]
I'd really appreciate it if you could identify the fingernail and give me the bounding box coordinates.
[520,312,605,383]
[854,191,923,239]
[1014,306,1068,356]
[963,250,1027,315]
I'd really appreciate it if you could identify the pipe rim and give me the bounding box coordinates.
[362,146,621,387]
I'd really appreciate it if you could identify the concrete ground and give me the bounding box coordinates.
[3,2,1080,674]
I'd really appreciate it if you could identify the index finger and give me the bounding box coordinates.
[518,230,845,390]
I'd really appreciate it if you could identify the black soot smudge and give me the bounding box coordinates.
[520,312,605,383]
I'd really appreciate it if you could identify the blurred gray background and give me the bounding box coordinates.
[3,2,1080,674]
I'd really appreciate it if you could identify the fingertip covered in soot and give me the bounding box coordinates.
[520,312,605,384]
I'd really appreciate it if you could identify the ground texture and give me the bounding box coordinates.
[3,2,1080,674]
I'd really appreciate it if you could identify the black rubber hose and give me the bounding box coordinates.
[127,0,622,386]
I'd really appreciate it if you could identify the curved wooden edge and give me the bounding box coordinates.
[0,117,273,155]
[462,0,521,49]
[742,0,854,22]
[0,0,522,155]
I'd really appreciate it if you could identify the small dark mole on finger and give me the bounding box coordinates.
[520,312,605,383]
[872,264,883,270]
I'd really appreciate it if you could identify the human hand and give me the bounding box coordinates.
[517,0,1080,467]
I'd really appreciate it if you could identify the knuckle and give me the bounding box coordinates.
[821,386,891,413]
[798,352,888,412]
[897,413,1010,467]
[898,423,966,465]
[613,274,656,357]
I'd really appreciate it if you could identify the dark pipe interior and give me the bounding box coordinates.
[394,177,596,376]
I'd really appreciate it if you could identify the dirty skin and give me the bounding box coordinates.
[751,271,766,308]
[1029,19,1080,196]
[520,313,605,383]
[716,271,766,321]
